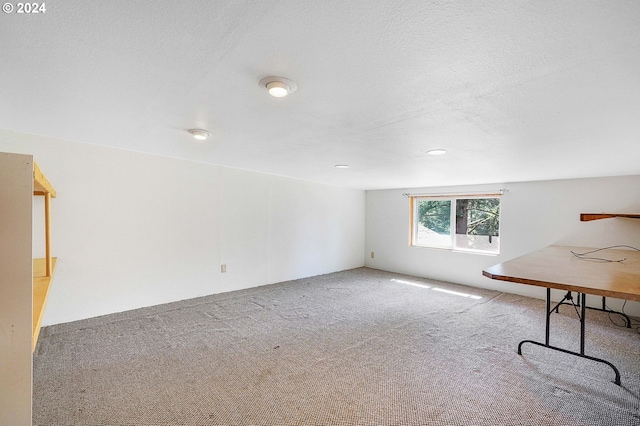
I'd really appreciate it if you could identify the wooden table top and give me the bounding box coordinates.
[483,245,640,302]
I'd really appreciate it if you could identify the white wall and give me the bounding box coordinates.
[0,129,365,325]
[365,177,640,316]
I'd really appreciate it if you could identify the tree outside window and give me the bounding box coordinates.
[413,196,500,254]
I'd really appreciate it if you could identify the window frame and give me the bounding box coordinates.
[409,194,502,255]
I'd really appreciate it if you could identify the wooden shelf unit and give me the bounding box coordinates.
[33,258,57,349]
[1,153,58,425]
[31,161,57,351]
[580,213,640,222]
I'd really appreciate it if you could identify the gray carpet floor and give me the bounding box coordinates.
[33,267,640,425]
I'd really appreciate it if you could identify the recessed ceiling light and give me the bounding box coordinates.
[267,81,289,97]
[188,129,210,140]
[334,164,350,169]
[259,76,297,97]
[427,149,447,156]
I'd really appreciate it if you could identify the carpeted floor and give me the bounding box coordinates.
[33,268,640,425]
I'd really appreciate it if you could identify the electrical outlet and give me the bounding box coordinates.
[221,264,227,273]
[371,252,375,258]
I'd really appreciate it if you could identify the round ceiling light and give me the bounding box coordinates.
[427,149,447,156]
[188,129,210,140]
[259,76,297,97]
[334,164,350,169]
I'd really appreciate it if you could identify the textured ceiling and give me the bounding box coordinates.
[2,1,640,189]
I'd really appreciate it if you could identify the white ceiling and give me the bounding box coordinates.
[2,1,640,190]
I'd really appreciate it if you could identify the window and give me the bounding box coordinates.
[410,195,501,254]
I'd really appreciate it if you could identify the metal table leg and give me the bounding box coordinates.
[518,288,622,386]
[556,294,631,328]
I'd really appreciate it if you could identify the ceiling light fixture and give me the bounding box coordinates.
[427,149,447,156]
[259,76,297,97]
[188,129,210,140]
[334,164,350,169]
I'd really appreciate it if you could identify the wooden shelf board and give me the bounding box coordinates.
[580,213,640,221]
[580,213,640,222]
[33,257,56,352]
[33,161,56,198]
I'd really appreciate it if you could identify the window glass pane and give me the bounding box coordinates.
[454,198,500,253]
[416,199,452,248]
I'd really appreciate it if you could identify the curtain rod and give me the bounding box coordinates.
[402,189,507,198]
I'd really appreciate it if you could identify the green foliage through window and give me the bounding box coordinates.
[455,198,500,237]
[418,200,450,234]
[413,196,501,254]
